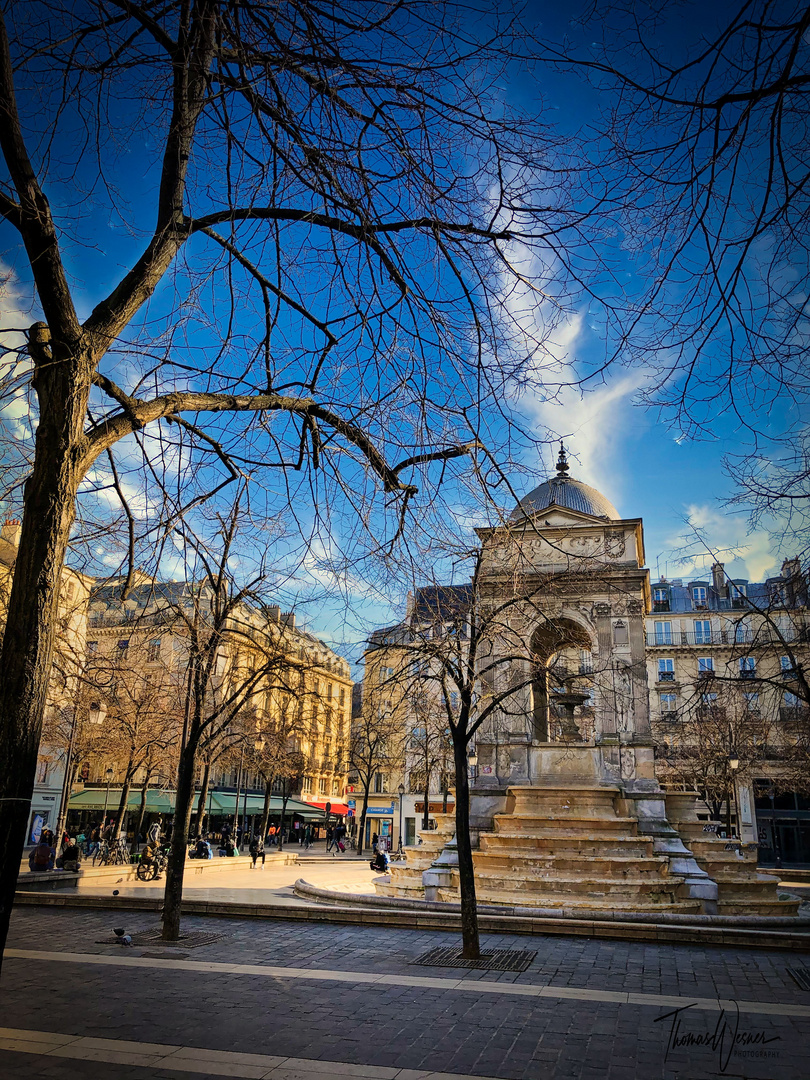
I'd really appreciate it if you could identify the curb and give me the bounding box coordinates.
[13,887,810,952]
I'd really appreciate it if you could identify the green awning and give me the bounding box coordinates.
[68,788,174,814]
[69,789,325,820]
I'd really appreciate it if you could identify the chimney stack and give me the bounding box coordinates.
[1,517,21,548]
[711,562,727,599]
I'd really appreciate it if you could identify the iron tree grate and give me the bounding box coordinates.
[98,928,225,949]
[412,946,536,973]
[788,966,810,991]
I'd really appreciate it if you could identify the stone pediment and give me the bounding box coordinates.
[513,505,613,530]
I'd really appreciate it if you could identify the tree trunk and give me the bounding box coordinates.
[55,759,79,843]
[453,737,479,959]
[195,759,211,836]
[162,740,197,940]
[422,778,430,830]
[114,771,133,839]
[277,792,289,852]
[131,774,151,854]
[0,332,89,968]
[357,783,370,856]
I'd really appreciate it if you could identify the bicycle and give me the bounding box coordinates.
[93,840,111,866]
[136,846,168,881]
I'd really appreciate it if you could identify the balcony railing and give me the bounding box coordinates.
[648,626,808,647]
[653,601,670,613]
[657,671,676,682]
[780,706,808,723]
[739,669,757,679]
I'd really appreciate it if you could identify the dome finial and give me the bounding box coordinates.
[556,441,570,478]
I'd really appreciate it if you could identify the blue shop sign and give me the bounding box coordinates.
[366,806,395,815]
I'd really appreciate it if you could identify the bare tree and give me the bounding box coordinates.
[81,642,181,839]
[0,0,592,966]
[406,688,453,831]
[349,692,402,857]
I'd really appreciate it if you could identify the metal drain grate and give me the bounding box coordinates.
[412,946,536,973]
[97,928,225,949]
[788,966,810,991]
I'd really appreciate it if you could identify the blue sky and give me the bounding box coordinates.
[0,0,804,667]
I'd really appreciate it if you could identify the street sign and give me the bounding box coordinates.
[347,800,356,808]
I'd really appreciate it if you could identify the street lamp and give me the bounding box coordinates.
[103,767,114,831]
[467,745,478,781]
[397,783,405,853]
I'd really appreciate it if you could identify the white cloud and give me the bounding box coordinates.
[668,503,778,582]
[0,262,36,439]
[493,231,645,508]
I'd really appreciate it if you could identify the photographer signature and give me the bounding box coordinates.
[654,1000,781,1073]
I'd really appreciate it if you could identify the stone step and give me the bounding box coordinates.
[717,897,801,917]
[506,785,622,818]
[479,832,654,856]
[491,815,641,835]
[470,871,689,901]
[473,852,672,878]
[470,887,701,913]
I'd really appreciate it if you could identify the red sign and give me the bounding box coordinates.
[415,802,454,813]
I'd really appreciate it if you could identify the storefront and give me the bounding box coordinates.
[754,780,810,867]
[364,804,395,849]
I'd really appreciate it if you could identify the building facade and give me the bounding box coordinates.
[646,559,810,862]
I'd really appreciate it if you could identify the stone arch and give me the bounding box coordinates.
[530,617,594,742]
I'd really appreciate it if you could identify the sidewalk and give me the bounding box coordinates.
[2,904,808,1079]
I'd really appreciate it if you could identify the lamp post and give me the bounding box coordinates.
[727,749,739,839]
[102,767,114,831]
[397,783,405,853]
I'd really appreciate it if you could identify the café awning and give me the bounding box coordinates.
[305,800,350,816]
[69,789,324,820]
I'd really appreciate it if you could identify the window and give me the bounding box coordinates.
[319,778,328,794]
[147,638,161,662]
[653,587,669,611]
[739,657,756,678]
[302,776,312,793]
[784,692,800,709]
[339,687,346,706]
[701,692,718,707]
[327,683,333,700]
[332,780,340,795]
[781,656,796,679]
[693,620,712,645]
[116,638,130,655]
[743,692,759,712]
[654,621,672,645]
[87,640,98,654]
[613,621,628,644]
[734,620,752,643]
[659,693,677,716]
[697,657,714,676]
[373,772,386,793]
[35,759,48,784]
[658,658,675,682]
[579,650,593,674]
[692,586,708,609]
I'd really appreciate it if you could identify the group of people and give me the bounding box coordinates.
[28,828,82,873]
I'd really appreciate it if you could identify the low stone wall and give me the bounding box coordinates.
[16,852,297,892]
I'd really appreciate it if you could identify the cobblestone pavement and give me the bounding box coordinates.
[1,905,808,1080]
